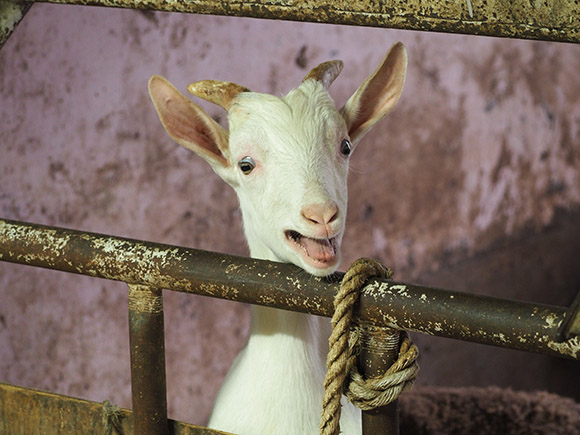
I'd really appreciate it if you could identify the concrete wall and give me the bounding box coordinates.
[1,4,579,425]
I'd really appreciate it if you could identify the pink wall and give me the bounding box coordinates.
[1,4,579,425]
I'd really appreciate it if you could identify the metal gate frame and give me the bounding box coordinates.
[0,218,578,434]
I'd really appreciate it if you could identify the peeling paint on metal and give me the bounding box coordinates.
[493,332,507,343]
[391,284,410,298]
[543,313,562,330]
[285,276,302,289]
[225,264,240,274]
[128,284,163,314]
[547,336,580,359]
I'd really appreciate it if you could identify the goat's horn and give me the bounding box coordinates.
[187,80,250,111]
[302,60,344,89]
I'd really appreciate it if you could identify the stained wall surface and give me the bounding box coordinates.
[1,4,579,425]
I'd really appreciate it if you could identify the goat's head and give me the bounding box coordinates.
[148,42,407,276]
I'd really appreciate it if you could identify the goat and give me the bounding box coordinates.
[148,42,407,435]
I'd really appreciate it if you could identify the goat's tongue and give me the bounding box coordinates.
[301,237,335,262]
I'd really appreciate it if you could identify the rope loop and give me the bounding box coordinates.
[346,332,419,410]
[319,258,419,435]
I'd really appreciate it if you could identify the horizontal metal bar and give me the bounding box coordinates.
[21,0,580,43]
[0,217,578,360]
[0,382,230,434]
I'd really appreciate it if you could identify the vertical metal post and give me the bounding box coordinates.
[128,284,169,435]
[358,324,401,435]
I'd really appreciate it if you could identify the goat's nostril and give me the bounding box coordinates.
[323,204,339,225]
[301,203,339,226]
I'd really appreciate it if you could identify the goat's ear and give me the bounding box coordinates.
[341,42,407,144]
[148,75,231,170]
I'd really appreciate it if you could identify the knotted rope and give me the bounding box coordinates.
[320,258,419,435]
[347,331,418,410]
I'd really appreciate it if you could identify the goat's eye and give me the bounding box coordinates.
[238,156,256,174]
[340,139,352,157]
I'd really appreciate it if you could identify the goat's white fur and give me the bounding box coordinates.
[148,42,407,435]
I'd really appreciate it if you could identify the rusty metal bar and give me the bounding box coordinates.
[128,283,169,435]
[358,326,401,435]
[18,0,580,44]
[0,218,579,361]
[0,0,32,49]
[0,382,230,434]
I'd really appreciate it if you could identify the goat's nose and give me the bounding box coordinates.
[301,202,339,226]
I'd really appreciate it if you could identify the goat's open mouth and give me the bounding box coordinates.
[284,230,339,267]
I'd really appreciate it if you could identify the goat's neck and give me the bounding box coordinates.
[207,237,332,434]
[246,234,328,345]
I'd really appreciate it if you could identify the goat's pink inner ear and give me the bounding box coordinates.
[148,75,230,167]
[342,42,407,143]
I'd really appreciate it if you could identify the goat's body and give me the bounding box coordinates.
[209,307,361,434]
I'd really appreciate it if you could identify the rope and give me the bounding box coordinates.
[319,258,419,435]
[347,332,419,410]
[102,400,124,435]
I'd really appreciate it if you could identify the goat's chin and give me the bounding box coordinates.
[299,255,341,277]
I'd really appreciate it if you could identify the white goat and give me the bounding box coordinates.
[148,42,407,435]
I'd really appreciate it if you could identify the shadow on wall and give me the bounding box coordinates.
[414,207,580,402]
